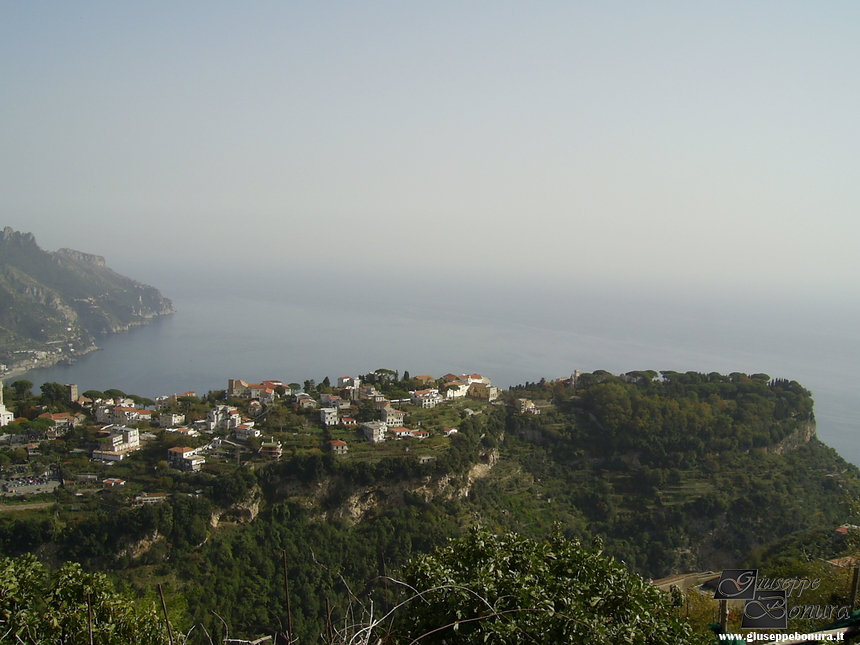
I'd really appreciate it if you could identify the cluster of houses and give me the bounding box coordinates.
[157,372,497,460]
[413,373,500,407]
[312,373,498,447]
[3,370,514,474]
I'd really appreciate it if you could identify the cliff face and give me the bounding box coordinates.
[0,227,175,374]
[55,248,106,267]
[765,420,817,455]
[267,449,500,526]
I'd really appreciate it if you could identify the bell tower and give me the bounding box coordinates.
[0,382,13,426]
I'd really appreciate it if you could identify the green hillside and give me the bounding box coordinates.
[1,370,856,642]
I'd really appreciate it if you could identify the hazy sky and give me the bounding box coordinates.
[2,2,859,298]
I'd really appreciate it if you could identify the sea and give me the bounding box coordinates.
[16,273,860,466]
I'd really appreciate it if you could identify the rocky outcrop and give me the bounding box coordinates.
[56,248,106,266]
[1,227,37,246]
[212,487,262,526]
[324,449,500,525]
[765,421,816,456]
[118,530,164,561]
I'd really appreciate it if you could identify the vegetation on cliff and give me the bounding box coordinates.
[0,370,857,642]
[0,227,174,373]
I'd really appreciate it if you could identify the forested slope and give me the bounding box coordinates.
[1,371,856,643]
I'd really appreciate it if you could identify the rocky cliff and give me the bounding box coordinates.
[0,227,174,375]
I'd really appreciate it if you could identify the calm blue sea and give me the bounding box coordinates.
[17,276,860,466]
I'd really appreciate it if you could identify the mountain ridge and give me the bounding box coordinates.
[0,227,174,376]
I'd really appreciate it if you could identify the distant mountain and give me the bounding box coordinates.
[0,227,174,375]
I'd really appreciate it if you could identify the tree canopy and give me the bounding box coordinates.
[392,527,705,645]
[0,555,171,645]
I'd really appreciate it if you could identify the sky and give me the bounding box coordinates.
[2,2,859,300]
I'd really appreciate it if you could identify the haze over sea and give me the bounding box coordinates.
[3,6,859,465]
[19,269,860,467]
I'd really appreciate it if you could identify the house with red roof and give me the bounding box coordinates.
[381,407,406,426]
[167,445,205,471]
[329,439,348,455]
[410,389,442,409]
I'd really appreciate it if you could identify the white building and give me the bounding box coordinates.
[389,427,413,440]
[235,423,261,440]
[381,407,406,426]
[167,446,205,471]
[164,427,199,438]
[0,383,13,426]
[442,381,470,399]
[337,376,360,389]
[329,439,348,455]
[207,405,243,431]
[517,399,541,415]
[411,389,442,409]
[92,426,140,461]
[94,405,152,426]
[361,421,387,443]
[157,412,186,428]
[320,407,339,427]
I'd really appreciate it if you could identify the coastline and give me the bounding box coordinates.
[1,344,100,383]
[1,304,176,385]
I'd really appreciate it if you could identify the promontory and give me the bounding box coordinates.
[0,227,174,376]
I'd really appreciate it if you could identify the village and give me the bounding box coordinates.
[0,371,550,504]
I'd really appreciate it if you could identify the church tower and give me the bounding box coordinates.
[0,382,14,426]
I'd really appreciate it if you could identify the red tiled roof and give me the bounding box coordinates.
[39,412,72,421]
